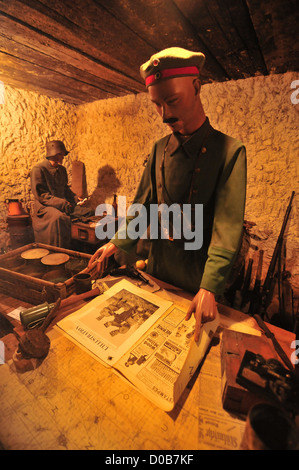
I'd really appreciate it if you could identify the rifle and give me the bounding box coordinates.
[259,191,295,319]
[225,261,245,308]
[240,258,253,310]
[248,249,264,314]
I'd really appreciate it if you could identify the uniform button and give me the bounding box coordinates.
[195,168,200,173]
[201,147,207,154]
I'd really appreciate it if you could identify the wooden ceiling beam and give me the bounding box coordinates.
[34,0,157,79]
[0,12,144,95]
[0,33,131,98]
[173,0,268,79]
[245,0,298,73]
[0,0,153,82]
[0,0,296,104]
[216,0,268,76]
[99,0,229,83]
[0,52,115,104]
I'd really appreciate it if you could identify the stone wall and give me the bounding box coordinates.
[200,72,299,297]
[74,92,168,208]
[0,71,298,299]
[0,85,77,249]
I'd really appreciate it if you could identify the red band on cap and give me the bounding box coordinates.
[146,66,199,86]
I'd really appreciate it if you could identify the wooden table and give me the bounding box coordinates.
[0,281,296,451]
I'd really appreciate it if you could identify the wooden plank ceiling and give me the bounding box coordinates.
[0,0,297,105]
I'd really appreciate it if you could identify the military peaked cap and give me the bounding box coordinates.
[140,47,205,87]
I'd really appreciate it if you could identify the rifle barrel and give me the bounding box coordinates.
[260,192,295,318]
[263,191,295,297]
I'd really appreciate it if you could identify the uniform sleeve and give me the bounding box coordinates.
[64,181,77,205]
[111,144,157,253]
[30,166,73,214]
[200,145,247,294]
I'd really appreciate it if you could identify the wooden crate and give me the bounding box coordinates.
[71,216,117,246]
[0,243,97,305]
[71,221,99,245]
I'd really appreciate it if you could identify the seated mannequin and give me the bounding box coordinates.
[30,140,93,248]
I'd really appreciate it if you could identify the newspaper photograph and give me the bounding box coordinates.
[56,279,173,366]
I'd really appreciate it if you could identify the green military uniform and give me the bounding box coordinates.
[112,117,246,295]
[111,47,246,295]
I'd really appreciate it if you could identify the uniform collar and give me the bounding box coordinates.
[43,158,60,172]
[167,117,212,158]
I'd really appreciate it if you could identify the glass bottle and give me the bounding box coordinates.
[112,194,118,217]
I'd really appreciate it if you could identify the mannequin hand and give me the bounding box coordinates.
[185,288,218,342]
[77,197,87,206]
[64,201,74,215]
[88,242,118,275]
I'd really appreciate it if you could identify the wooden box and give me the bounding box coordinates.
[71,216,117,246]
[220,329,278,415]
[0,243,97,305]
[71,221,99,245]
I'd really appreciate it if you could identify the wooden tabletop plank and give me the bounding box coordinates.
[0,282,295,450]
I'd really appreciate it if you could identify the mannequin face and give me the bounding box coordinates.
[49,153,65,167]
[148,76,205,135]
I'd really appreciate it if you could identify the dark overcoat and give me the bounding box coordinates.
[31,159,78,248]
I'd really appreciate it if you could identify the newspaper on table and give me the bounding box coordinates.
[56,279,219,411]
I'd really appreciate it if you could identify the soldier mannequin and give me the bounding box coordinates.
[89,48,246,341]
[31,140,93,248]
